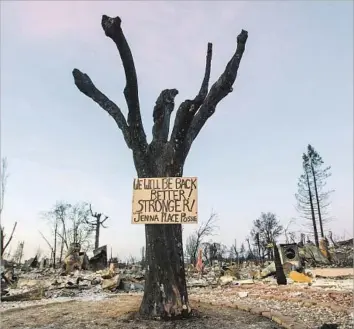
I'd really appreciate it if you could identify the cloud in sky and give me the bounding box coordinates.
[1,1,353,260]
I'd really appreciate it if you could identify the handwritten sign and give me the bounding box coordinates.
[131,177,198,224]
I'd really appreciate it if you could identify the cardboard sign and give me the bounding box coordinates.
[131,177,198,224]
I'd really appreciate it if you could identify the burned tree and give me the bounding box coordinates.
[84,204,109,250]
[185,212,218,265]
[42,203,62,268]
[39,231,54,265]
[273,242,287,285]
[72,15,248,317]
[0,158,17,258]
[0,222,17,258]
[230,239,239,263]
[53,202,93,252]
[11,241,25,264]
[251,212,283,261]
[296,154,319,247]
[307,145,333,238]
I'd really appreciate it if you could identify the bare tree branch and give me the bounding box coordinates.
[170,43,213,155]
[2,222,17,255]
[184,30,248,159]
[86,204,109,249]
[39,231,53,250]
[56,231,67,247]
[101,216,109,225]
[101,15,148,153]
[72,69,132,148]
[152,89,179,144]
[89,204,94,217]
[196,212,218,238]
[185,212,218,264]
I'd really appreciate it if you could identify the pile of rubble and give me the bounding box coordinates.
[1,263,146,302]
[186,241,353,289]
[1,243,146,303]
[1,241,352,304]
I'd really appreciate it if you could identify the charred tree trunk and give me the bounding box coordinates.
[53,222,58,269]
[310,163,324,238]
[94,217,100,250]
[72,15,248,318]
[305,171,319,247]
[137,159,189,317]
[255,233,261,263]
[86,205,108,250]
[273,243,287,285]
[1,222,17,258]
[59,227,65,264]
[0,228,3,258]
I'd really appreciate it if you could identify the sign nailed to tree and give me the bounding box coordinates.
[132,177,198,224]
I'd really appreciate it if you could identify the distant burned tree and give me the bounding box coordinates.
[239,242,246,263]
[127,255,137,264]
[201,241,227,264]
[230,239,239,263]
[245,237,253,260]
[0,222,17,258]
[11,241,24,264]
[43,202,94,264]
[42,202,66,268]
[39,231,54,265]
[0,158,17,258]
[58,203,94,252]
[72,15,248,317]
[35,246,43,259]
[296,147,333,247]
[185,212,218,265]
[140,246,146,269]
[307,145,333,238]
[251,212,283,261]
[84,204,108,250]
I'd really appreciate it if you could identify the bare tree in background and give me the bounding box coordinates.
[288,231,297,244]
[307,145,334,238]
[127,255,137,265]
[185,212,218,265]
[140,246,146,269]
[3,246,12,260]
[35,246,43,259]
[296,154,318,246]
[84,204,109,250]
[42,202,93,264]
[284,218,295,244]
[11,241,24,264]
[245,237,253,260]
[0,158,17,258]
[239,242,246,263]
[251,212,283,261]
[72,14,248,317]
[56,202,94,252]
[42,204,62,268]
[39,231,54,264]
[230,239,239,264]
[54,202,71,263]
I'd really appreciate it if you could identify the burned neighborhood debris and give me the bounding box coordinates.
[0,236,352,329]
[89,245,108,271]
